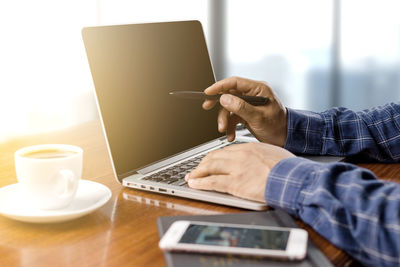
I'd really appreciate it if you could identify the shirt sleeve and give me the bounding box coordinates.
[284,102,400,162]
[266,157,400,267]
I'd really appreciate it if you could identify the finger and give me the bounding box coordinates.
[217,107,230,133]
[205,76,266,96]
[220,94,259,123]
[202,99,217,110]
[226,114,242,142]
[188,153,235,178]
[187,174,230,193]
[222,142,257,151]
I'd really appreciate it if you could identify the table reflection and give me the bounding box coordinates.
[122,190,222,215]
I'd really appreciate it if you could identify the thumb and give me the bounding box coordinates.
[220,94,257,122]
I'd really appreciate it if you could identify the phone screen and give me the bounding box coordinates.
[178,224,290,250]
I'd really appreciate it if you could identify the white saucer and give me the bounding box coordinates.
[0,180,112,223]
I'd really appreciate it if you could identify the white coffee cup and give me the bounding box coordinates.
[14,144,83,210]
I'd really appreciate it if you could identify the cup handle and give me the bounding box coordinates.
[58,169,76,200]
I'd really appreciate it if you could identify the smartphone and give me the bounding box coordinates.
[159,220,308,260]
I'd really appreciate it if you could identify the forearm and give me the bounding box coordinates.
[284,103,400,162]
[266,157,400,267]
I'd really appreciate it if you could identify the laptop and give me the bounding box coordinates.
[82,20,268,210]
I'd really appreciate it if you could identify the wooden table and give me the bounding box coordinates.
[1,120,399,267]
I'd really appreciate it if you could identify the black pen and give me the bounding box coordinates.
[169,91,269,106]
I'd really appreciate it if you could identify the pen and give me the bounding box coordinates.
[169,91,269,106]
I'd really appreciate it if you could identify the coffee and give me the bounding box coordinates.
[22,149,78,159]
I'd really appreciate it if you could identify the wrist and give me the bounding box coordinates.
[276,107,288,147]
[284,108,324,154]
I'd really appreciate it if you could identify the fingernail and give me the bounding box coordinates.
[185,173,190,181]
[220,94,231,106]
[187,179,196,187]
[218,121,223,132]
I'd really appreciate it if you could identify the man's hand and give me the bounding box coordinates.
[185,142,295,203]
[203,76,287,146]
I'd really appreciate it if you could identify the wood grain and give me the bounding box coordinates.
[0,120,398,267]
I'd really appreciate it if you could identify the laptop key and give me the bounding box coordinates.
[166,178,179,184]
[173,179,187,186]
[161,174,171,180]
[144,155,206,185]
[149,177,164,182]
[159,178,172,184]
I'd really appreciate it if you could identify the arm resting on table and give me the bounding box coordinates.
[266,157,400,267]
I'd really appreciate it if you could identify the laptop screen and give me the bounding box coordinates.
[82,21,221,179]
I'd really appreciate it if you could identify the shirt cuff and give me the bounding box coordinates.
[265,157,321,217]
[284,108,325,155]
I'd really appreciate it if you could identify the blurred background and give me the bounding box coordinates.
[1,0,399,142]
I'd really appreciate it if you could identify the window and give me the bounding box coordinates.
[339,0,400,110]
[223,0,400,111]
[0,0,208,142]
[225,0,333,110]
[1,1,399,142]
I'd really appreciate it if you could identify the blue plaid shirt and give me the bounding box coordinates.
[266,103,400,267]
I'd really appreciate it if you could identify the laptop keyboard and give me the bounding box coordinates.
[142,141,245,186]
